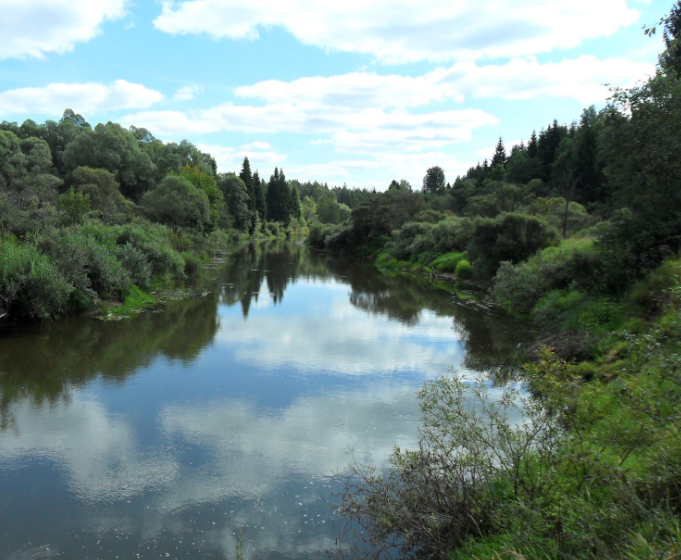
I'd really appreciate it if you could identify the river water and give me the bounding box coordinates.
[0,240,531,560]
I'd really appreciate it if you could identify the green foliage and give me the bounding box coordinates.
[0,241,72,320]
[174,165,224,230]
[63,121,155,200]
[142,175,211,232]
[181,251,201,276]
[467,213,559,278]
[422,165,446,194]
[218,173,250,231]
[493,238,599,314]
[432,251,466,272]
[600,71,681,269]
[58,187,90,224]
[455,258,473,279]
[337,340,681,560]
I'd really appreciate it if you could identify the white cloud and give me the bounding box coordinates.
[153,0,640,63]
[196,142,287,173]
[0,80,164,116]
[237,56,653,110]
[0,397,178,502]
[236,72,461,109]
[174,85,205,101]
[0,0,128,60]
[434,55,654,105]
[122,105,497,156]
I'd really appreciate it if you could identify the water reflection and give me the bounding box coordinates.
[0,240,532,560]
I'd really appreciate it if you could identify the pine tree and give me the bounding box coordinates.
[528,131,538,158]
[253,170,266,225]
[266,167,289,223]
[239,157,256,234]
[491,136,507,166]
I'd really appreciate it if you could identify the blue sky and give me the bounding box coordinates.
[0,0,670,189]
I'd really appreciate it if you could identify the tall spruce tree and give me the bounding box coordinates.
[266,167,288,223]
[491,136,507,166]
[528,131,538,158]
[252,170,266,225]
[239,157,256,234]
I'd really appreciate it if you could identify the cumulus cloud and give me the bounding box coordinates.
[174,85,205,101]
[0,397,178,502]
[0,80,164,116]
[196,142,288,172]
[0,0,128,60]
[237,56,653,110]
[122,104,497,154]
[153,0,639,63]
[433,55,654,105]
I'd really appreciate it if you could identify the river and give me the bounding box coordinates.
[0,240,532,560]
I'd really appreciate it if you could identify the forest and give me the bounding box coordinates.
[0,108,374,322]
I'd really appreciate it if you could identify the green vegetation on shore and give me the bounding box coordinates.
[327,4,681,559]
[0,112,329,322]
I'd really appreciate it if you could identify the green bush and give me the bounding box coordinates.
[533,289,587,329]
[432,251,466,272]
[467,213,559,278]
[266,221,281,237]
[181,251,201,276]
[115,242,153,288]
[387,221,433,260]
[113,222,184,277]
[455,259,473,279]
[493,239,599,314]
[40,224,130,301]
[0,242,73,320]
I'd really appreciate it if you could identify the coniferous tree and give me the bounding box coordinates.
[252,170,266,225]
[491,136,507,166]
[286,182,301,226]
[266,167,289,223]
[528,131,538,158]
[239,157,256,234]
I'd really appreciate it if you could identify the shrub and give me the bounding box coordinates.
[467,213,559,278]
[334,354,637,560]
[387,221,433,260]
[115,242,153,288]
[182,251,201,276]
[0,242,73,320]
[266,221,280,237]
[493,238,599,314]
[432,251,466,272]
[455,259,473,279]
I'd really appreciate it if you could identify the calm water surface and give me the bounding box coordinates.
[0,240,531,560]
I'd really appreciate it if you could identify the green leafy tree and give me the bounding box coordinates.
[70,167,126,217]
[174,165,224,230]
[63,122,156,201]
[422,166,446,195]
[600,69,681,268]
[218,173,250,231]
[141,175,210,232]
